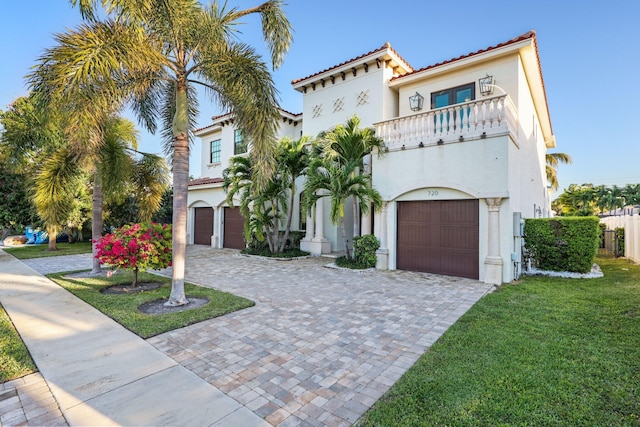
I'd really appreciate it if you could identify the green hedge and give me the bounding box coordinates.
[524,217,600,273]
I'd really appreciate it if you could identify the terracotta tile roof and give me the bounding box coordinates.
[194,108,301,134]
[392,31,537,81]
[291,42,413,85]
[188,177,224,186]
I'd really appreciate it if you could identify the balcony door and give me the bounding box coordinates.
[431,83,475,132]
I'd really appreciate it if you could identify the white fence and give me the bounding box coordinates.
[600,214,640,263]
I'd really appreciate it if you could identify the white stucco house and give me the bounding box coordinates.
[186,31,555,285]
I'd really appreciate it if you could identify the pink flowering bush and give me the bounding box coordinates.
[95,222,172,287]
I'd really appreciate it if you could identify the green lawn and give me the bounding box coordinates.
[48,270,254,338]
[358,253,640,426]
[3,241,93,259]
[0,303,36,382]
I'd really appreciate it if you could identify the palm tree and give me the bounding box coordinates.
[276,136,310,251]
[546,152,572,191]
[33,146,86,250]
[317,116,384,237]
[29,0,292,305]
[303,158,382,259]
[33,115,169,260]
[223,136,309,253]
[89,116,170,274]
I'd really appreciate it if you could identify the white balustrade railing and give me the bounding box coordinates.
[375,95,517,151]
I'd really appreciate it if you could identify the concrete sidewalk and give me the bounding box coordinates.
[0,250,268,426]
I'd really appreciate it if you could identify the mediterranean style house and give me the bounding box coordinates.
[187,31,555,285]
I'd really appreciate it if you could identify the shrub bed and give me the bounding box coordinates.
[524,217,600,273]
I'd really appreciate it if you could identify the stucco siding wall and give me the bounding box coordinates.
[372,136,510,200]
[396,56,518,117]
[507,57,548,219]
[301,67,386,136]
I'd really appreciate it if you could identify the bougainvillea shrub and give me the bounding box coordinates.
[95,222,172,286]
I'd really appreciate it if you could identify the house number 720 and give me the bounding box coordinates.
[426,190,439,196]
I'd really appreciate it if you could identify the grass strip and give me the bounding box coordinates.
[4,241,93,259]
[48,270,254,339]
[0,303,36,382]
[358,253,640,426]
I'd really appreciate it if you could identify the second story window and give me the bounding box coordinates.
[234,129,248,155]
[430,83,475,109]
[210,139,221,163]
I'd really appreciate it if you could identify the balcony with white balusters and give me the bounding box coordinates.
[374,94,518,151]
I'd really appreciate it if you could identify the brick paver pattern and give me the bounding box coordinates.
[148,246,493,426]
[0,373,67,426]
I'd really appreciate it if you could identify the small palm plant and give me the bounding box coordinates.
[303,157,382,259]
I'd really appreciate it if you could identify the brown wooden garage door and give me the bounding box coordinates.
[223,207,246,249]
[193,207,213,245]
[397,200,479,279]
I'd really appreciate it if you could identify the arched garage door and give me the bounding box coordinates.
[193,207,213,245]
[223,207,246,249]
[397,200,479,279]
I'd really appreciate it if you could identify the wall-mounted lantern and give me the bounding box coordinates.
[409,92,424,111]
[479,74,494,96]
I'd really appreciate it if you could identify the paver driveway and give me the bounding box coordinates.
[149,246,494,426]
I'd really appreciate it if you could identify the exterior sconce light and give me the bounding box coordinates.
[479,74,494,96]
[409,92,424,111]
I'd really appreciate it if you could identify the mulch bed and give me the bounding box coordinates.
[138,297,209,315]
[101,282,163,294]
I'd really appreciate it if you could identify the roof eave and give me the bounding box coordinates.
[389,39,529,87]
[292,46,413,91]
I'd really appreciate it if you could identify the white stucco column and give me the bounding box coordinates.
[212,207,220,248]
[301,193,330,254]
[313,197,326,240]
[376,202,390,269]
[186,208,194,245]
[484,197,503,285]
[361,211,372,235]
[299,211,314,252]
[361,154,373,235]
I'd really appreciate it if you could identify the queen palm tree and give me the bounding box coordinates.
[29,0,292,305]
[303,157,382,259]
[318,116,384,237]
[546,152,572,191]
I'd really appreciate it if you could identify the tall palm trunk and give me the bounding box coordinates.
[166,82,189,306]
[280,185,296,252]
[352,196,360,237]
[91,173,103,274]
[340,215,350,259]
[47,225,58,251]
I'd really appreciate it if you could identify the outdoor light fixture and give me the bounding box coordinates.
[479,74,494,96]
[409,92,424,111]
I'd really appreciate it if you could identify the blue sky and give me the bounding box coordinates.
[1,0,638,196]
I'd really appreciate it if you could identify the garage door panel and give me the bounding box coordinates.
[440,226,478,250]
[440,252,478,278]
[194,207,214,246]
[399,224,438,247]
[397,200,479,279]
[399,248,441,272]
[223,207,246,249]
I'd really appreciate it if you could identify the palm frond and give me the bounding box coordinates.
[132,153,171,221]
